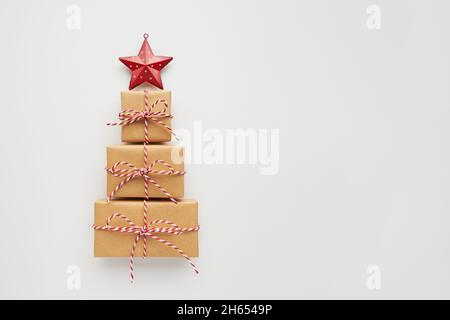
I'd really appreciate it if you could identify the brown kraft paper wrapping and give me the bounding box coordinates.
[106,144,184,199]
[94,199,198,257]
[121,90,172,142]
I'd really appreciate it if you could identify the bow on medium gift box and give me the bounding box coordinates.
[106,159,185,204]
[105,144,185,201]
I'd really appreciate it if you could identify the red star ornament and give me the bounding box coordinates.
[119,34,173,90]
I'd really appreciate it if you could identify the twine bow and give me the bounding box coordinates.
[93,213,199,282]
[107,99,177,140]
[106,159,185,204]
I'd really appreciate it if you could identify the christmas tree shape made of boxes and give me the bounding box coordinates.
[93,34,200,282]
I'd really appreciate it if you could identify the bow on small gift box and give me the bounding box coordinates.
[108,97,178,141]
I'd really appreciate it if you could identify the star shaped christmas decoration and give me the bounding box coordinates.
[119,34,173,90]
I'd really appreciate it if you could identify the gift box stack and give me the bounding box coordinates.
[93,34,200,282]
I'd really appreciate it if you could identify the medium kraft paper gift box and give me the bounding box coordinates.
[120,90,172,142]
[94,199,199,257]
[106,144,184,199]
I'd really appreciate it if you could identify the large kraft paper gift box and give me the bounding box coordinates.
[121,90,172,142]
[94,199,198,257]
[107,144,184,199]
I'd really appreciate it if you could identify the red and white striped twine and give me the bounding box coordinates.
[107,98,178,140]
[105,159,185,204]
[98,89,198,283]
[93,213,200,282]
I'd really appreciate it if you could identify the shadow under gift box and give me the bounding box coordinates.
[106,144,184,199]
[121,90,172,143]
[94,199,198,257]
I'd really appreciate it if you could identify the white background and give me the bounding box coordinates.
[1,0,449,299]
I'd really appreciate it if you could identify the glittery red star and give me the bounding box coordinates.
[119,34,173,90]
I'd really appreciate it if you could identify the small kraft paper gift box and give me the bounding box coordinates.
[94,199,199,257]
[117,90,172,143]
[106,144,184,200]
